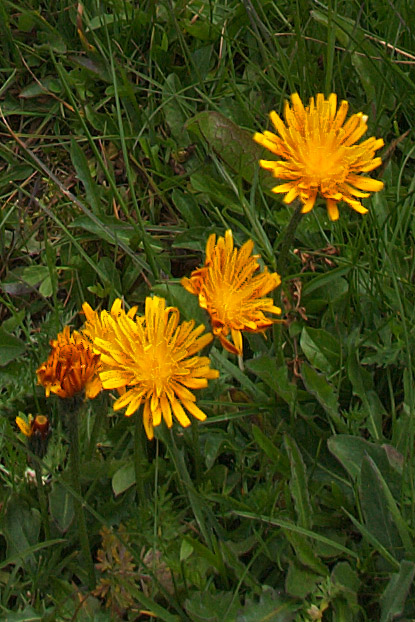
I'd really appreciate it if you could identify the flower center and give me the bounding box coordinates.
[137,339,177,395]
[210,281,242,324]
[301,136,348,188]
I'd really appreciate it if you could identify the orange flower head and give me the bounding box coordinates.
[254,93,384,220]
[91,296,219,440]
[37,326,102,399]
[181,230,281,355]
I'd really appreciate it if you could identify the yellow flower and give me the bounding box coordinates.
[37,326,102,399]
[82,298,138,345]
[92,296,219,440]
[254,92,384,221]
[181,230,281,355]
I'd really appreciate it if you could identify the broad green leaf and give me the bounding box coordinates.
[284,434,313,530]
[300,327,341,374]
[162,74,189,143]
[190,171,240,208]
[311,9,381,56]
[70,138,101,214]
[235,511,358,559]
[352,54,376,102]
[212,348,269,403]
[2,606,43,621]
[49,482,74,533]
[359,456,404,559]
[112,462,135,496]
[246,356,297,407]
[70,214,136,246]
[284,531,328,576]
[285,562,320,598]
[348,348,382,439]
[0,327,26,366]
[301,362,346,431]
[237,587,299,622]
[330,562,360,619]
[380,560,415,622]
[186,111,267,185]
[252,425,290,476]
[328,435,402,497]
[364,456,411,553]
[20,264,49,287]
[171,189,209,228]
[2,494,41,567]
[302,267,350,298]
[342,508,400,570]
[184,591,239,622]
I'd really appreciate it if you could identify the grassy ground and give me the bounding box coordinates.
[1,0,415,620]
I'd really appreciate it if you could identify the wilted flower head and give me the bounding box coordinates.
[16,414,51,458]
[94,525,138,617]
[37,326,101,399]
[90,296,219,440]
[181,230,281,355]
[254,92,384,220]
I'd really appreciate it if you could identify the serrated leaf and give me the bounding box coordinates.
[284,434,313,530]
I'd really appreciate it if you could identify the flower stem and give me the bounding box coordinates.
[85,393,107,462]
[277,200,304,278]
[133,412,147,505]
[274,200,304,363]
[67,403,96,589]
[33,457,51,541]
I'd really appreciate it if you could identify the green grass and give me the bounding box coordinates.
[1,0,415,619]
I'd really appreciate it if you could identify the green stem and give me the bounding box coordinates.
[33,458,51,541]
[191,423,202,485]
[133,412,147,504]
[67,403,96,589]
[85,393,107,462]
[274,200,304,364]
[277,200,304,278]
